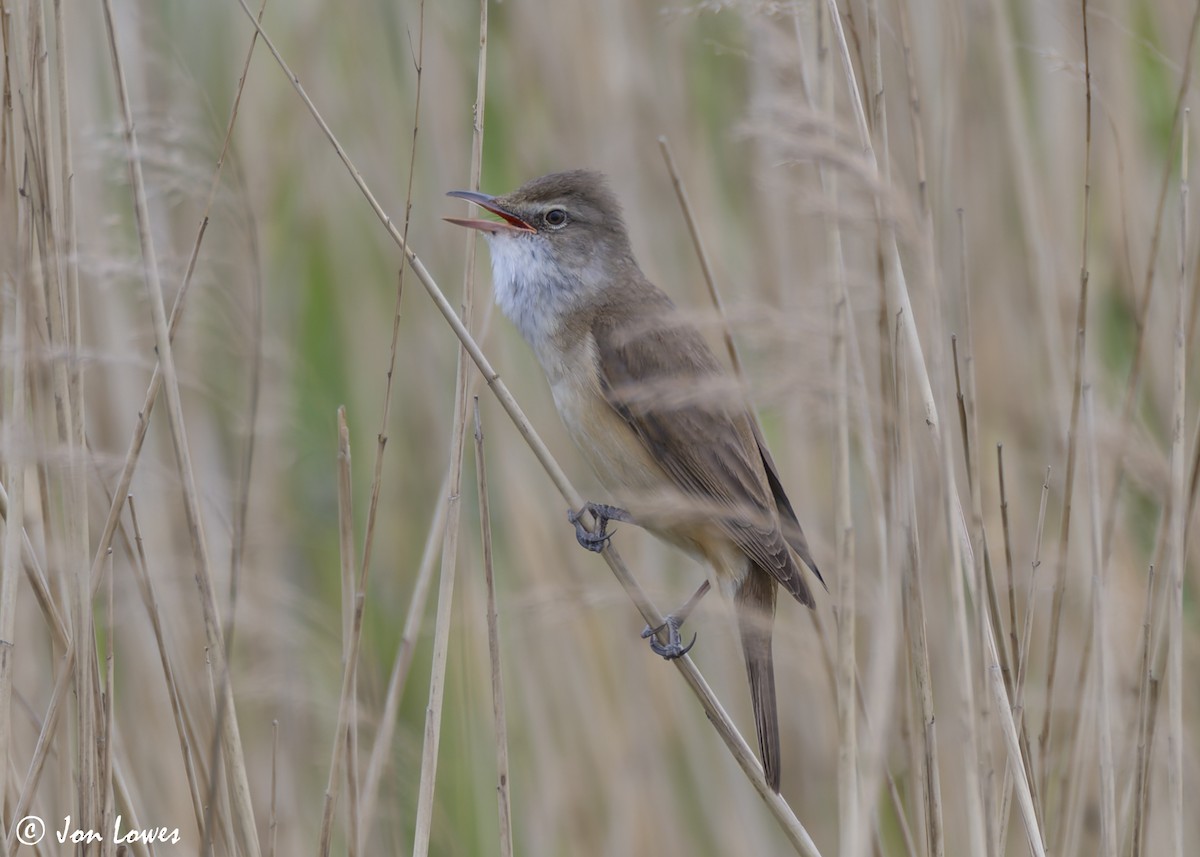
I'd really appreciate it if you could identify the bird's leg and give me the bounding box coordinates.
[642,579,712,660]
[567,502,634,552]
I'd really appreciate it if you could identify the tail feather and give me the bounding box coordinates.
[736,564,780,792]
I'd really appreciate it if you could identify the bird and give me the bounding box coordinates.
[445,169,824,792]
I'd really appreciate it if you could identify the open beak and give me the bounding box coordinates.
[444,190,535,234]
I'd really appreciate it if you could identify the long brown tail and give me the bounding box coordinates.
[736,564,780,792]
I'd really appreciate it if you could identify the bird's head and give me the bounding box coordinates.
[446,170,637,343]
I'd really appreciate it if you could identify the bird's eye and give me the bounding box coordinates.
[544,207,568,228]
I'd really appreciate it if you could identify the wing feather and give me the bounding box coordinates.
[593,300,814,605]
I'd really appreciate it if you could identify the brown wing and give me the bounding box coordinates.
[752,422,826,591]
[593,300,814,607]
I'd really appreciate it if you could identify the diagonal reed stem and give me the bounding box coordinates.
[473,400,515,857]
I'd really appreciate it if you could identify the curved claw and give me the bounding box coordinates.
[677,632,698,658]
[641,616,698,660]
[650,631,698,660]
[568,508,612,552]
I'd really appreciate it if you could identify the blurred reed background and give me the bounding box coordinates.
[1,0,1197,854]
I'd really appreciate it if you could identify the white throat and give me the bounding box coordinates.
[484,233,578,353]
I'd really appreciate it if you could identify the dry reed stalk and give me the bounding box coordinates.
[356,299,499,846]
[345,715,359,856]
[412,2,489,852]
[1039,0,1096,800]
[6,650,74,853]
[993,450,1042,856]
[0,481,69,648]
[950,327,994,843]
[952,211,1026,854]
[346,651,360,852]
[842,300,901,855]
[1143,677,1163,852]
[657,136,744,377]
[894,0,928,224]
[202,648,238,857]
[937,428,987,857]
[51,0,80,441]
[1187,417,1200,590]
[269,719,279,857]
[857,2,915,850]
[49,11,93,820]
[318,407,368,857]
[126,495,206,835]
[997,465,1051,852]
[1084,386,1117,857]
[954,331,1013,700]
[864,0,889,183]
[1165,108,1189,857]
[359,0,424,592]
[821,8,860,845]
[75,514,99,854]
[807,597,909,856]
[226,134,266,702]
[999,501,1051,854]
[1128,566,1156,857]
[952,331,1007,857]
[101,548,115,857]
[358,473,446,836]
[1056,657,1094,857]
[342,356,360,854]
[961,374,1047,853]
[110,754,153,857]
[884,0,912,583]
[834,282,859,857]
[0,221,27,829]
[99,3,260,853]
[408,229,466,851]
[996,448,1019,683]
[473,400,514,857]
[234,7,824,851]
[898,670,926,855]
[895,326,943,857]
[1017,469,1052,700]
[953,203,1003,857]
[830,187,859,857]
[982,603,1046,857]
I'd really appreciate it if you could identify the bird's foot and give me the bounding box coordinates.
[641,614,698,660]
[567,502,632,553]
